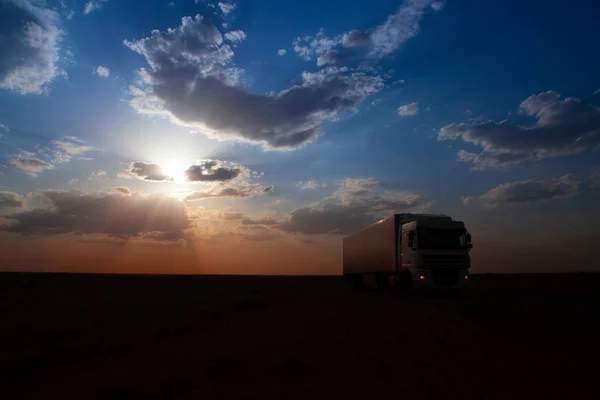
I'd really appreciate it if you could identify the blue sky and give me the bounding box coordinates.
[1,0,600,273]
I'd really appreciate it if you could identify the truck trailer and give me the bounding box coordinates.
[343,213,473,290]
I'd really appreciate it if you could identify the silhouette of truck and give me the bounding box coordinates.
[343,213,472,289]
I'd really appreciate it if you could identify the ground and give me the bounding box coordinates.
[1,273,599,399]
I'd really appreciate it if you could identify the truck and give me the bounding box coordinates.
[343,213,473,290]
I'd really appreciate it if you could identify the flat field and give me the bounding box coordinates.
[1,273,599,399]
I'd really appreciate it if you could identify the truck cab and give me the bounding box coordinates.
[400,218,472,287]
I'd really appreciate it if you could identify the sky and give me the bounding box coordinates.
[1,0,600,274]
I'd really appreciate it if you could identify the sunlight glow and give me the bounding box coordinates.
[161,159,187,181]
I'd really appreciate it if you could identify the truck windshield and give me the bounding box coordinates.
[418,228,467,249]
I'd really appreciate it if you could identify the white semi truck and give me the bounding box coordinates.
[343,213,473,290]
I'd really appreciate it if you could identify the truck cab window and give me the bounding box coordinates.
[407,231,415,248]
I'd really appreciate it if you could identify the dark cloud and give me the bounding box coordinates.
[184,160,242,182]
[280,178,429,235]
[0,0,64,94]
[462,174,581,207]
[111,186,131,195]
[1,190,191,240]
[440,91,600,169]
[125,15,383,149]
[241,217,279,226]
[127,162,173,181]
[591,166,600,188]
[0,191,25,208]
[184,183,274,201]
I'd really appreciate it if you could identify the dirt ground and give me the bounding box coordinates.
[1,272,599,399]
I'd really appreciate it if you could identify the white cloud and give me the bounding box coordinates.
[431,1,445,11]
[277,49,287,56]
[292,1,442,66]
[0,0,65,94]
[369,0,437,58]
[168,1,175,7]
[463,174,581,207]
[297,181,327,190]
[94,66,110,78]
[593,88,600,96]
[9,150,54,176]
[83,0,109,15]
[398,102,419,116]
[217,2,236,15]
[0,124,9,139]
[51,138,97,155]
[224,30,246,44]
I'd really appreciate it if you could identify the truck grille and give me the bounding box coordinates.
[431,268,460,286]
[422,255,468,267]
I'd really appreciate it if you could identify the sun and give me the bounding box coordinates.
[161,159,187,181]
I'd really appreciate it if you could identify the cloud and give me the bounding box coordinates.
[168,1,175,7]
[430,1,445,11]
[593,88,600,96]
[0,0,65,94]
[127,162,173,181]
[125,15,383,149]
[462,174,581,207]
[9,150,53,176]
[241,217,278,226]
[94,66,110,77]
[184,182,274,201]
[223,30,246,44]
[184,160,244,182]
[439,91,600,169]
[292,0,441,65]
[317,50,344,66]
[590,166,600,188]
[280,178,429,235]
[83,0,109,15]
[297,181,327,190]
[124,159,249,183]
[111,186,131,195]
[1,190,191,240]
[341,30,372,48]
[0,191,25,208]
[222,212,244,220]
[217,2,236,15]
[398,102,419,116]
[368,0,440,58]
[51,138,96,155]
[277,49,287,56]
